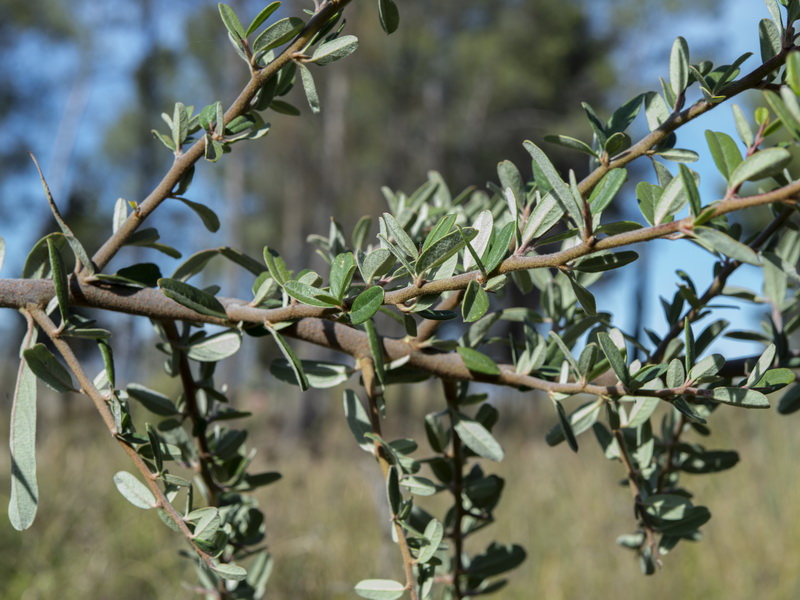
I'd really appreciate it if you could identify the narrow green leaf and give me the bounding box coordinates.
[186,330,242,362]
[462,280,490,323]
[457,347,501,376]
[544,134,597,157]
[385,465,401,514]
[572,251,639,273]
[597,332,629,386]
[653,172,688,225]
[746,343,776,388]
[253,17,304,53]
[688,354,725,381]
[727,147,791,189]
[670,36,690,97]
[553,398,578,452]
[23,344,75,393]
[565,273,596,315]
[174,198,220,232]
[521,191,564,245]
[588,168,627,214]
[283,280,339,308]
[245,1,281,36]
[523,141,584,228]
[263,247,290,286]
[732,104,754,147]
[679,165,702,217]
[354,579,405,600]
[454,414,504,461]
[787,52,800,96]
[47,238,69,324]
[636,181,661,226]
[710,387,770,408]
[31,156,95,274]
[9,355,38,530]
[271,360,352,388]
[218,3,246,40]
[759,18,782,63]
[464,210,493,271]
[377,0,400,34]
[113,471,156,509]
[416,228,476,276]
[343,389,373,452]
[310,35,359,65]
[329,253,356,301]
[417,518,444,564]
[266,325,308,391]
[483,221,515,274]
[694,227,760,265]
[350,286,385,325]
[127,383,180,416]
[363,318,386,386]
[704,130,743,182]
[382,213,418,258]
[159,278,228,319]
[212,562,248,582]
[297,63,320,114]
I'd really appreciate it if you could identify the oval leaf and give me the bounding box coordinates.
[23,344,75,393]
[113,471,156,510]
[728,147,791,189]
[186,330,242,362]
[454,415,504,461]
[159,278,228,319]
[350,286,385,325]
[354,579,405,600]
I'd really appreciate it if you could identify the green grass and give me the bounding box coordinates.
[1,388,799,599]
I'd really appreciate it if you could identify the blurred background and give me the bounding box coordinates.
[1,0,799,598]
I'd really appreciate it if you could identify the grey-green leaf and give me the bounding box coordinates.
[416,228,476,276]
[9,357,38,530]
[597,332,629,386]
[457,347,501,376]
[710,387,770,408]
[253,17,304,53]
[310,35,359,65]
[113,471,156,509]
[462,280,490,323]
[298,63,320,114]
[350,286,385,325]
[186,331,242,362]
[727,147,791,190]
[267,326,308,390]
[354,579,405,600]
[127,383,180,416]
[158,278,228,319]
[377,0,400,34]
[23,344,75,393]
[454,414,504,461]
[694,227,760,266]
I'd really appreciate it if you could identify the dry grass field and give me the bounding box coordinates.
[1,383,799,600]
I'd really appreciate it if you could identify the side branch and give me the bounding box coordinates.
[88,0,355,274]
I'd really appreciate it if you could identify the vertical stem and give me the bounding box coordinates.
[443,379,464,599]
[160,320,220,506]
[359,357,420,600]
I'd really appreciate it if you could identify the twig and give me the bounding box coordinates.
[359,356,419,600]
[87,0,355,275]
[443,380,465,599]
[27,305,217,569]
